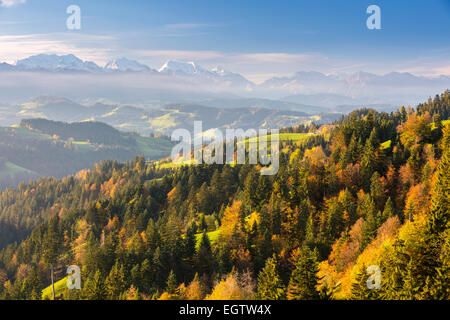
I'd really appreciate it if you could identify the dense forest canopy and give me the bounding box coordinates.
[0,90,449,300]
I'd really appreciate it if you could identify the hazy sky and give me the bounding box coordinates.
[0,0,449,82]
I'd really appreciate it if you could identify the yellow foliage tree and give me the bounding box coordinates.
[219,201,242,242]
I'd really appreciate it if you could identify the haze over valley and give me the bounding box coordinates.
[1,54,449,109]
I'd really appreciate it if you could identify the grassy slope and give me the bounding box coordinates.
[155,133,315,170]
[381,140,392,150]
[42,276,69,300]
[195,230,221,248]
[133,135,173,159]
[0,162,39,179]
[241,133,315,144]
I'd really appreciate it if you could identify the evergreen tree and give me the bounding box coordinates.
[166,270,178,295]
[360,196,380,251]
[84,270,107,300]
[244,169,260,211]
[257,255,285,300]
[287,247,320,300]
[428,125,450,234]
[382,197,395,220]
[304,213,315,246]
[184,223,197,261]
[106,262,126,300]
[351,265,379,300]
[370,172,385,211]
[361,140,376,191]
[195,233,216,279]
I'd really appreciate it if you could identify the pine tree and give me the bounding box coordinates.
[84,270,107,300]
[166,270,178,295]
[400,260,420,300]
[351,265,370,300]
[287,247,320,300]
[360,195,379,250]
[106,262,126,300]
[244,170,260,211]
[152,247,166,289]
[382,197,395,220]
[200,215,208,232]
[256,229,273,270]
[257,255,285,300]
[304,213,315,246]
[433,113,443,144]
[361,140,376,191]
[195,232,216,278]
[325,198,344,241]
[370,172,385,211]
[350,264,380,300]
[184,223,197,260]
[428,124,450,234]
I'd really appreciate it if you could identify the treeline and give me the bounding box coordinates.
[0,91,448,300]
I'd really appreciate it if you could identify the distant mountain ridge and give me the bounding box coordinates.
[105,58,152,72]
[2,54,449,88]
[1,54,449,109]
[14,54,102,73]
[0,96,339,136]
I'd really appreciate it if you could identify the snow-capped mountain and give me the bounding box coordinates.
[158,60,253,88]
[211,65,253,88]
[15,54,102,72]
[104,58,151,72]
[0,54,448,107]
[158,60,204,75]
[211,66,227,76]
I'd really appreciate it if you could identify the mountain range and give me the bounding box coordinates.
[1,54,448,104]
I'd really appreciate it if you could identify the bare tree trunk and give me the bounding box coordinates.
[51,265,55,300]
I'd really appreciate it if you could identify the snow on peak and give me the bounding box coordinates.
[158,60,202,74]
[104,58,150,72]
[211,66,229,76]
[15,54,102,72]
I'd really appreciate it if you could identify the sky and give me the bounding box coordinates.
[0,0,449,83]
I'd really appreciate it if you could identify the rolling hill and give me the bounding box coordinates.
[0,119,174,189]
[0,96,340,136]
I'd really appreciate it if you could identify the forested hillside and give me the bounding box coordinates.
[0,119,174,189]
[0,90,448,300]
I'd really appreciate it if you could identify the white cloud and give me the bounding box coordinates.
[0,0,26,8]
[0,32,448,82]
[0,33,116,65]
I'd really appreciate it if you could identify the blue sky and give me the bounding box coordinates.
[0,0,449,82]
